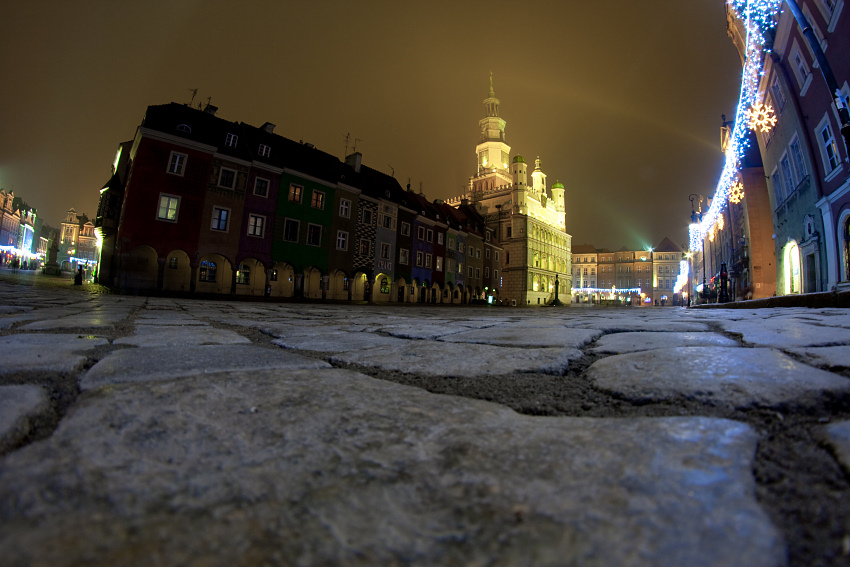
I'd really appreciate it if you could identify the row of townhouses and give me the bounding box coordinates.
[700,1,849,301]
[97,102,504,304]
[97,81,575,305]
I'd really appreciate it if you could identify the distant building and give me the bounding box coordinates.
[59,208,97,272]
[446,78,572,305]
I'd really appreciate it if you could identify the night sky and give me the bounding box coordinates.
[0,1,742,251]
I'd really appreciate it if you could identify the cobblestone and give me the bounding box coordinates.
[3,272,850,566]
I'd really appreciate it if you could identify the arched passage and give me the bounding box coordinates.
[328,270,348,301]
[269,262,295,298]
[351,272,368,301]
[234,257,266,296]
[304,267,323,299]
[196,254,232,295]
[783,241,802,295]
[162,249,191,292]
[122,245,158,291]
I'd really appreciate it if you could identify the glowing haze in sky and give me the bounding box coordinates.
[0,1,741,250]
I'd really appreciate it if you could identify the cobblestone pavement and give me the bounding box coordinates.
[2,271,850,566]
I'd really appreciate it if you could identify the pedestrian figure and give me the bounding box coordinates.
[74,266,83,285]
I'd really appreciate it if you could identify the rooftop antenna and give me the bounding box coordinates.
[343,132,350,157]
[187,88,198,107]
[353,138,363,153]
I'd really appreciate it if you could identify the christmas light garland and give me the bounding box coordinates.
[689,0,784,250]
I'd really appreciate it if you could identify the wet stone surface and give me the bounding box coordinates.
[3,274,850,566]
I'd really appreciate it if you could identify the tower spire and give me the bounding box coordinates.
[489,71,494,97]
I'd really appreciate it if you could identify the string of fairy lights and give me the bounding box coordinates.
[688,0,784,251]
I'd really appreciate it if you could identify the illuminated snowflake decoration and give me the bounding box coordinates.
[729,181,745,204]
[688,0,785,251]
[746,102,777,132]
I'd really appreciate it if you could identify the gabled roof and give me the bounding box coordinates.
[654,237,682,253]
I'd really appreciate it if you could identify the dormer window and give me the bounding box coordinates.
[225,133,238,147]
[177,124,191,133]
[258,144,271,157]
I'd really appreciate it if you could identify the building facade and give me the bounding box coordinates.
[446,79,572,306]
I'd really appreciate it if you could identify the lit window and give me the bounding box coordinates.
[236,264,250,285]
[167,152,187,176]
[337,230,348,251]
[157,194,179,222]
[168,257,178,269]
[436,257,443,271]
[211,207,229,231]
[380,277,390,294]
[289,184,303,203]
[247,214,265,237]
[311,190,325,209]
[199,260,216,282]
[821,122,840,171]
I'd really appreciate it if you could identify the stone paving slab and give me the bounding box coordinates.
[0,369,784,567]
[439,326,602,349]
[785,346,850,370]
[587,347,850,408]
[331,341,584,376]
[824,421,850,472]
[716,319,850,348]
[114,325,252,347]
[272,331,408,353]
[18,309,133,331]
[592,332,740,354]
[582,320,711,332]
[81,345,331,390]
[0,385,49,452]
[0,334,108,375]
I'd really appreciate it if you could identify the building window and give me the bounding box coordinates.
[791,44,812,93]
[425,253,432,268]
[380,277,390,294]
[311,190,325,210]
[770,75,787,112]
[168,257,178,269]
[288,184,303,203]
[426,229,433,242]
[362,209,373,225]
[485,266,490,278]
[437,233,444,245]
[157,194,180,222]
[307,224,322,246]
[468,246,474,257]
[772,170,784,203]
[468,266,474,277]
[401,222,411,236]
[167,152,187,176]
[339,198,351,218]
[475,268,481,279]
[236,264,250,285]
[457,262,463,274]
[254,178,269,197]
[258,144,271,157]
[380,242,391,260]
[399,248,409,265]
[506,226,512,238]
[790,138,807,181]
[218,168,236,189]
[486,249,491,259]
[495,251,500,262]
[337,230,348,251]
[476,249,481,259]
[225,133,238,147]
[247,214,265,237]
[283,219,299,242]
[781,154,795,191]
[494,269,499,281]
[199,260,216,282]
[436,257,443,271]
[505,252,510,264]
[359,239,370,256]
[417,226,426,240]
[211,207,229,231]
[270,269,278,282]
[820,121,841,172]
[416,251,424,267]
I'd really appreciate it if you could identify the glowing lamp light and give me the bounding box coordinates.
[729,181,745,204]
[745,101,777,132]
[689,0,784,252]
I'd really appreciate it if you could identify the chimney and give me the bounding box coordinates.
[345,152,362,173]
[203,104,218,116]
[262,122,275,134]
